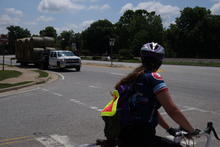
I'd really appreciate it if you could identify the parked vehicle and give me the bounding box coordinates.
[16,37,56,69]
[49,50,81,71]
[15,37,81,71]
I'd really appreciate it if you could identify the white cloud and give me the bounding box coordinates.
[73,0,99,2]
[0,14,21,33]
[100,4,110,10]
[120,3,133,14]
[38,0,85,12]
[120,2,180,27]
[36,16,54,22]
[88,4,110,10]
[0,14,20,26]
[5,8,24,17]
[25,21,38,26]
[82,20,95,28]
[55,24,78,34]
[211,1,220,14]
[90,0,99,2]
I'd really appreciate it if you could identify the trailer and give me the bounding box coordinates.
[15,37,56,69]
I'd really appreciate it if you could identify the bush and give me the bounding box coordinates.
[92,56,102,60]
[118,48,134,60]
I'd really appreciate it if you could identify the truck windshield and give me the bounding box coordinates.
[58,51,75,57]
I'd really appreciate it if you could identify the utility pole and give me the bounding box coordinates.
[109,38,115,67]
[0,34,8,71]
[2,47,5,71]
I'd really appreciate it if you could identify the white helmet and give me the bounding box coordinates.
[140,42,165,61]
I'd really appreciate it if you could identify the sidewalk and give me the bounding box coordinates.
[0,65,58,93]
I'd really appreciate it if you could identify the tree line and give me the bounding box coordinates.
[3,7,220,59]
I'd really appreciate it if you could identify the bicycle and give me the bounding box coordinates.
[166,122,220,147]
[76,122,220,147]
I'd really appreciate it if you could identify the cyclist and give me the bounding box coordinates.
[113,42,197,147]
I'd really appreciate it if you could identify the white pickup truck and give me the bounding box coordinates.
[49,50,81,71]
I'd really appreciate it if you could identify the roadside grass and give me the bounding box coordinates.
[0,70,22,81]
[163,61,220,67]
[82,56,220,67]
[32,70,49,78]
[0,81,33,89]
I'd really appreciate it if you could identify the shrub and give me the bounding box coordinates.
[118,48,134,60]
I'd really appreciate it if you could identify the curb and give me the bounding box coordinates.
[0,72,52,93]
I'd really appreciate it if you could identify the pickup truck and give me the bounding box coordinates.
[49,50,81,71]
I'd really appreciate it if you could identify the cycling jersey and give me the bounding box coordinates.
[117,71,168,128]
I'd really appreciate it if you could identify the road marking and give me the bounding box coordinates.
[0,138,34,146]
[56,73,65,80]
[41,88,49,92]
[90,106,99,111]
[36,136,64,147]
[182,106,216,113]
[161,108,200,115]
[111,72,125,76]
[0,87,40,98]
[161,105,219,115]
[0,136,34,146]
[50,134,74,147]
[36,134,75,147]
[53,93,63,97]
[89,85,99,89]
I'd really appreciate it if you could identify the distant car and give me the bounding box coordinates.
[49,50,81,71]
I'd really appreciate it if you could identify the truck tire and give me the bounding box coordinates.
[57,62,62,71]
[76,66,81,71]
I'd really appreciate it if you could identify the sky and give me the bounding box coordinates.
[1,0,220,35]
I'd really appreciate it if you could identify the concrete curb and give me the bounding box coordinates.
[0,72,52,93]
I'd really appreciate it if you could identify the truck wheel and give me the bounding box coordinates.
[57,62,62,71]
[76,66,81,71]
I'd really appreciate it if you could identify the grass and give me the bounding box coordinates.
[163,61,220,67]
[82,56,220,67]
[32,70,49,78]
[0,81,33,89]
[0,70,22,81]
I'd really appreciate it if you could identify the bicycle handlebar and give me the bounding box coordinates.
[173,122,220,140]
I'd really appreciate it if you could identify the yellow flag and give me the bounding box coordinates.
[100,90,119,117]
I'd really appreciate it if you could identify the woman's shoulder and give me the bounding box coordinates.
[143,72,164,81]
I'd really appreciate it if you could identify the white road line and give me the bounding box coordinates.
[41,88,49,92]
[53,93,63,97]
[182,106,217,114]
[0,87,40,98]
[89,85,99,89]
[56,73,65,80]
[70,99,86,106]
[161,108,196,115]
[50,134,74,147]
[90,106,98,110]
[35,136,64,147]
[111,72,125,76]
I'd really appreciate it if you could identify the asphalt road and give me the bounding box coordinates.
[0,60,220,146]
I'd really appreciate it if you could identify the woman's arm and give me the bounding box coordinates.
[157,111,170,130]
[156,90,195,133]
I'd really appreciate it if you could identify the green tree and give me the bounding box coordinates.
[7,25,31,54]
[81,19,114,56]
[115,9,163,56]
[166,7,213,58]
[39,26,57,38]
[58,30,75,50]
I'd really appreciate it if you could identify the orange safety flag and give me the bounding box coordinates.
[100,90,119,117]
